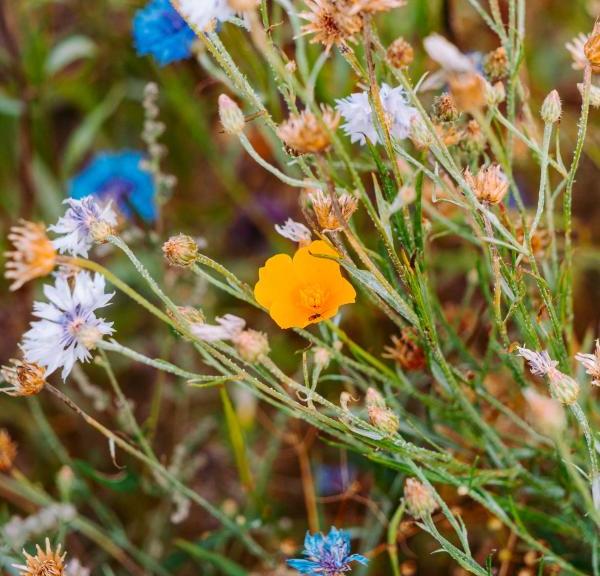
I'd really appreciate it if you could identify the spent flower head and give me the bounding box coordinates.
[386,37,414,69]
[49,197,117,258]
[584,21,600,71]
[5,220,57,291]
[254,240,355,329]
[307,188,358,232]
[14,538,66,576]
[299,0,363,50]
[162,234,199,267]
[575,340,600,386]
[21,272,114,380]
[287,526,368,575]
[464,164,509,205]
[276,108,340,154]
[1,359,46,397]
[404,478,438,519]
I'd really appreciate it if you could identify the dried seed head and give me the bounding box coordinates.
[14,538,66,576]
[276,107,340,154]
[218,94,245,135]
[584,22,600,71]
[523,388,566,437]
[232,329,270,362]
[368,406,399,434]
[1,359,46,397]
[464,164,509,205]
[483,46,509,82]
[299,0,363,50]
[404,478,438,519]
[386,37,414,69]
[162,234,199,267]
[307,188,358,231]
[5,220,57,291]
[432,93,459,124]
[383,329,426,371]
[0,429,17,472]
[541,90,562,124]
[448,72,487,112]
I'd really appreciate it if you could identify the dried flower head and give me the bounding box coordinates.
[167,306,205,332]
[277,108,340,154]
[464,164,509,205]
[404,478,438,519]
[232,329,270,362]
[162,234,199,267]
[517,347,580,405]
[575,340,600,386]
[383,329,426,371]
[566,33,590,70]
[584,21,600,71]
[307,188,358,232]
[218,94,245,135]
[275,219,312,245]
[299,0,363,50]
[14,538,66,576]
[5,221,57,291]
[523,388,566,437]
[483,46,509,82]
[432,93,459,124]
[448,72,487,112]
[0,429,17,472]
[386,37,414,69]
[365,388,398,434]
[1,359,46,397]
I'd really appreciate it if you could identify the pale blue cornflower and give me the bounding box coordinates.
[287,527,368,575]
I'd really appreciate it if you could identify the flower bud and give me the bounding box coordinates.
[548,369,580,406]
[313,346,332,370]
[232,329,270,363]
[162,234,199,267]
[410,116,434,149]
[541,90,562,124]
[523,388,566,436]
[218,94,245,135]
[368,406,399,434]
[365,387,386,409]
[483,46,509,82]
[404,478,438,519]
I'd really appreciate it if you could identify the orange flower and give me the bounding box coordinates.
[254,240,356,329]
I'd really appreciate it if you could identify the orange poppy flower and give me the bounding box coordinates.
[254,240,356,329]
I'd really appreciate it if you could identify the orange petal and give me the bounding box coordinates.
[292,240,341,283]
[254,253,295,309]
[269,292,311,329]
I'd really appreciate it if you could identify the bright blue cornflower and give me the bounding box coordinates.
[287,527,368,575]
[133,0,196,66]
[69,151,157,223]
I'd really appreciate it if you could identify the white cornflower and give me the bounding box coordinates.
[517,346,580,405]
[49,197,117,257]
[191,314,246,341]
[566,33,589,70]
[21,272,114,380]
[335,83,417,145]
[275,218,312,244]
[176,0,237,32]
[575,340,600,386]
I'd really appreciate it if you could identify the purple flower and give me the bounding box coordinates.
[287,527,368,575]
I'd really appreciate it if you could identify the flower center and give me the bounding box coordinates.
[299,284,328,319]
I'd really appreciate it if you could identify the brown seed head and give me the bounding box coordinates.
[299,0,363,50]
[1,359,46,397]
[386,37,414,69]
[307,188,358,231]
[277,108,340,154]
[464,164,509,205]
[14,538,66,576]
[432,93,459,124]
[584,22,600,71]
[483,46,509,82]
[162,234,199,267]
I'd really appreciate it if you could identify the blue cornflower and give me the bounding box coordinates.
[287,527,368,575]
[133,0,197,66]
[69,151,157,223]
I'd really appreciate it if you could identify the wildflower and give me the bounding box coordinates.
[287,526,368,575]
[162,234,199,267]
[1,359,46,397]
[566,33,590,70]
[383,329,426,371]
[13,538,66,576]
[133,0,197,66]
[254,240,356,329]
[21,273,114,380]
[275,218,312,245]
[464,164,509,205]
[307,188,358,232]
[5,221,57,291]
[523,388,566,437]
[49,197,117,258]
[575,340,600,386]
[584,22,600,71]
[404,478,438,519]
[483,46,509,82]
[299,0,363,50]
[432,93,459,124]
[218,94,245,135]
[336,83,417,145]
[365,388,399,434]
[69,151,157,224]
[386,37,414,69]
[276,108,340,154]
[517,347,580,405]
[541,90,562,124]
[0,429,17,472]
[175,0,238,32]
